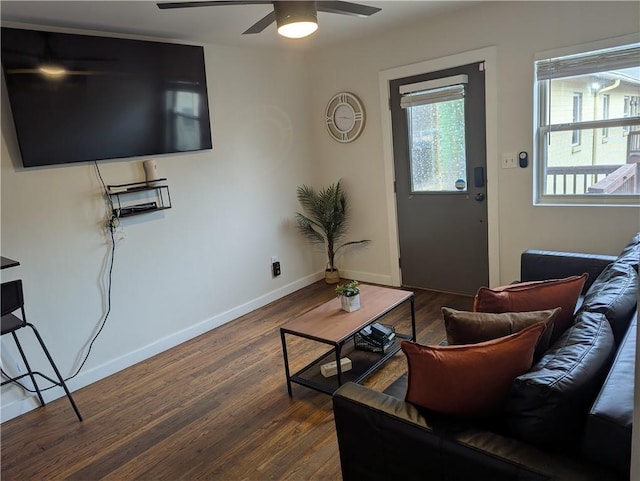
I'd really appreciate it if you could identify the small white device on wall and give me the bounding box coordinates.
[143,159,160,185]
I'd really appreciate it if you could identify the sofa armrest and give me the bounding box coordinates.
[333,382,618,481]
[521,250,616,293]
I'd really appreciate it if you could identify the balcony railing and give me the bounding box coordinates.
[587,163,637,193]
[546,164,637,195]
[628,131,640,164]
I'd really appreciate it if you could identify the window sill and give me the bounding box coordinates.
[535,193,640,207]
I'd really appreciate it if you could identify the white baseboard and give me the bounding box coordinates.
[0,395,41,423]
[339,269,395,287]
[1,271,324,423]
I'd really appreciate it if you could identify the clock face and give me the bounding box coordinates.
[325,92,365,143]
[334,104,355,132]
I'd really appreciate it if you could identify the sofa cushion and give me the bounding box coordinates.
[582,316,636,477]
[401,322,545,418]
[579,261,637,345]
[506,311,615,452]
[615,232,640,271]
[442,307,560,361]
[473,274,588,343]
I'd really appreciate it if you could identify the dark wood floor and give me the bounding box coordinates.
[1,281,473,480]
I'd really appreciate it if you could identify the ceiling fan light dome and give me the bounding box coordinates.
[277,21,318,39]
[274,1,318,39]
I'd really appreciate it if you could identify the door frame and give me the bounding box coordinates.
[379,46,500,288]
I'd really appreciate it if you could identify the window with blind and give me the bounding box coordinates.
[400,75,468,192]
[534,41,640,204]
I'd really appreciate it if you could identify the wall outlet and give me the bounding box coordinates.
[271,256,281,277]
[502,152,517,169]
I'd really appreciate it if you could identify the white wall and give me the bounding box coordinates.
[307,1,640,286]
[0,37,321,420]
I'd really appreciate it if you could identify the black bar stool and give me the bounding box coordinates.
[1,280,82,421]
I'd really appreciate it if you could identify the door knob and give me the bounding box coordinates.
[475,193,485,202]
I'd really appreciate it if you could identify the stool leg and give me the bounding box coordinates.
[11,331,46,407]
[27,323,83,422]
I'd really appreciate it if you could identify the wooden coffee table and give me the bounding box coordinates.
[280,284,415,395]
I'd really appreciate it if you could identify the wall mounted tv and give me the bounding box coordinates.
[1,27,212,168]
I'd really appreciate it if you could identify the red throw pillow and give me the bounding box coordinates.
[401,322,546,417]
[473,274,587,343]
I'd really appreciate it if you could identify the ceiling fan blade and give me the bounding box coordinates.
[317,1,381,17]
[157,1,271,10]
[242,11,277,34]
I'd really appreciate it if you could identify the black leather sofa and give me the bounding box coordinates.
[332,234,638,481]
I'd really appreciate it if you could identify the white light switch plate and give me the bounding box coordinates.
[502,152,517,169]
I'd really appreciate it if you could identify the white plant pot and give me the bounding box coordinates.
[340,294,361,312]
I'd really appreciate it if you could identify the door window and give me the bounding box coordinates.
[400,77,468,193]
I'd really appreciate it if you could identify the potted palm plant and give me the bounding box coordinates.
[335,280,361,312]
[296,179,370,284]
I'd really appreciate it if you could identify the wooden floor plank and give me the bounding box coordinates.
[1,281,472,480]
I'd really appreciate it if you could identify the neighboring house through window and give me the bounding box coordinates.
[572,93,582,148]
[622,95,638,134]
[602,94,610,139]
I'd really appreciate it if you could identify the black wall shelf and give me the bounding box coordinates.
[107,179,172,218]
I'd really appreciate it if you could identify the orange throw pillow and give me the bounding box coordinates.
[401,322,546,417]
[473,274,588,343]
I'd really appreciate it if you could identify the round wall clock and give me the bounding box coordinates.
[325,92,365,143]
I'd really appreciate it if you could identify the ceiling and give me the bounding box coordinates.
[0,1,475,50]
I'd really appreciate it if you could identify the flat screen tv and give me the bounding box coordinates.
[1,27,212,168]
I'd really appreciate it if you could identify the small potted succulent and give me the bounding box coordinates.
[335,280,361,312]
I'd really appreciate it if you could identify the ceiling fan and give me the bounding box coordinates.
[156,1,382,38]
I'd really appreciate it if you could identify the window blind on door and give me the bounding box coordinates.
[400,74,468,109]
